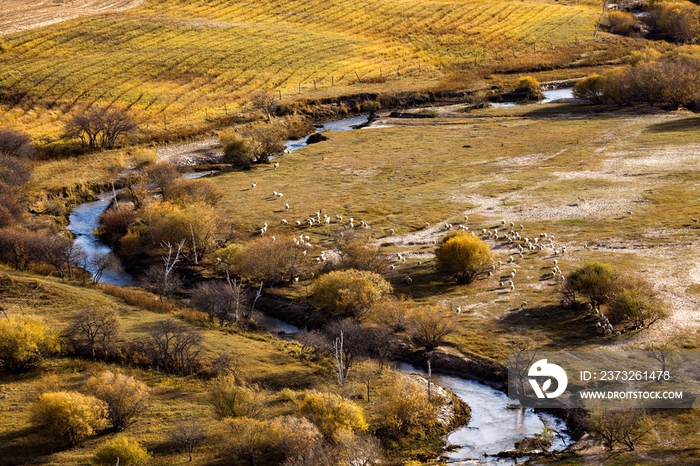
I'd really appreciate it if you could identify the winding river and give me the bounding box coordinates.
[66,89,574,464]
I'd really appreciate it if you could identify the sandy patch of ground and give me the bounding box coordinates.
[156,138,223,166]
[0,0,144,35]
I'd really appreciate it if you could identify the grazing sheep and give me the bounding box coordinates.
[304,235,310,241]
[510,222,515,227]
[389,228,394,235]
[276,192,284,198]
[509,284,515,291]
[251,182,257,188]
[404,276,413,284]
[693,218,698,223]
[295,220,302,226]
[464,215,469,221]
[285,203,290,210]
[390,264,396,270]
[627,210,632,216]
[281,219,288,225]
[520,224,524,230]
[501,220,506,225]
[274,162,280,169]
[520,301,527,309]
[499,281,504,288]
[510,271,516,278]
[456,306,462,313]
[424,222,430,228]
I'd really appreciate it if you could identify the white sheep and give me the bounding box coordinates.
[389,228,394,235]
[251,182,257,188]
[404,276,413,284]
[274,162,280,169]
[520,301,527,308]
[285,203,290,210]
[281,219,288,225]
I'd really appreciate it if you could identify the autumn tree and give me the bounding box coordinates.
[297,392,368,439]
[435,231,493,284]
[31,391,107,445]
[237,236,308,285]
[370,295,412,332]
[331,231,391,275]
[407,305,456,350]
[313,269,392,320]
[573,74,607,104]
[376,373,440,439]
[168,178,224,206]
[223,136,256,169]
[0,315,60,373]
[608,277,668,328]
[208,375,267,419]
[86,371,150,431]
[242,124,285,164]
[221,417,278,466]
[65,308,120,359]
[94,436,150,466]
[147,161,180,200]
[563,261,619,306]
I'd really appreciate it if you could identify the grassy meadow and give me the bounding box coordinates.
[0,0,617,141]
[211,104,700,362]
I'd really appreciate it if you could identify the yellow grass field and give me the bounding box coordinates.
[0,0,602,141]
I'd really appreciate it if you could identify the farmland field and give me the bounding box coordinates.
[0,0,607,141]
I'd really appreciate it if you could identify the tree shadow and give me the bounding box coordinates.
[0,426,71,464]
[644,117,700,133]
[496,304,606,347]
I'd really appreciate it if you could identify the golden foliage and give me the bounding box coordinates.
[407,305,456,350]
[85,370,150,430]
[208,375,267,420]
[31,391,107,445]
[0,314,59,373]
[435,231,493,284]
[313,269,392,320]
[297,392,368,439]
[376,373,439,439]
[94,436,151,466]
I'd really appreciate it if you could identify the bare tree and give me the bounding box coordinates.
[250,91,277,122]
[170,419,207,462]
[334,330,350,398]
[143,319,203,375]
[190,280,248,326]
[147,162,180,200]
[0,128,35,159]
[65,105,137,149]
[506,333,540,398]
[65,308,120,359]
[89,252,122,284]
[241,125,285,164]
[587,409,654,451]
[143,239,186,302]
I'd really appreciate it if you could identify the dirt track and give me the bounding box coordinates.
[0,0,144,35]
